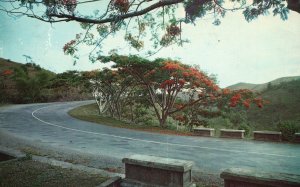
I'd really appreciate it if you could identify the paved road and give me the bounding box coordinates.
[0,101,300,175]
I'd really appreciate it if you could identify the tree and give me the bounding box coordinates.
[13,67,52,103]
[0,0,296,62]
[88,68,134,119]
[100,54,263,127]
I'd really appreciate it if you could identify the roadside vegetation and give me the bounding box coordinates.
[2,57,300,141]
[69,55,300,141]
[0,158,107,187]
[69,103,194,136]
[0,58,93,104]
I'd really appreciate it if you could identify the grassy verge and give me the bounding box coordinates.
[68,103,194,136]
[0,159,107,187]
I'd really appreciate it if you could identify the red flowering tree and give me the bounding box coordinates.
[100,54,266,127]
[88,68,134,119]
[1,69,13,76]
[219,88,266,109]
[100,55,231,127]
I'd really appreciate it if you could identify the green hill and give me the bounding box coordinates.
[215,77,300,137]
[246,78,300,130]
[227,76,300,92]
[0,58,92,104]
[0,58,22,69]
[0,57,55,77]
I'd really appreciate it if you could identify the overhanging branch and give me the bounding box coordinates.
[47,0,184,24]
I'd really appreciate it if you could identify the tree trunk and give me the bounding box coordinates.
[159,112,168,128]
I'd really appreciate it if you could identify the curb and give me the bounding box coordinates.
[0,145,124,179]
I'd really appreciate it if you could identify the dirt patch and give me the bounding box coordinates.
[0,159,107,187]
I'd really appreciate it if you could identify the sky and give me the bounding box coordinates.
[0,2,300,88]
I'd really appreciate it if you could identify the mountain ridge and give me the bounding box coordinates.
[227,76,300,91]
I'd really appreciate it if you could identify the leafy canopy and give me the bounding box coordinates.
[97,54,265,126]
[0,0,295,63]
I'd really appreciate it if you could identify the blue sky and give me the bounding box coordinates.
[0,5,299,87]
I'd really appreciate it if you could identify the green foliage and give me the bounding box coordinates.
[25,63,42,70]
[208,116,233,128]
[247,79,300,130]
[207,116,233,136]
[2,0,296,65]
[184,0,219,23]
[277,121,300,141]
[243,0,289,22]
[223,110,248,126]
[238,123,252,137]
[0,58,92,103]
[124,34,144,50]
[13,67,52,103]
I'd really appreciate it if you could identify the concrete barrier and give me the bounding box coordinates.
[253,131,282,142]
[220,168,300,187]
[121,154,195,187]
[294,133,300,143]
[193,127,215,137]
[220,129,245,139]
[98,176,122,187]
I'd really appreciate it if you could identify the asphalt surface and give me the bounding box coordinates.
[0,101,300,175]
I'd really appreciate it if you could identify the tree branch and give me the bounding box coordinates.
[48,0,183,23]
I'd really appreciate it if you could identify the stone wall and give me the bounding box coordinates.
[220,129,245,139]
[253,131,282,142]
[193,128,214,137]
[221,168,300,187]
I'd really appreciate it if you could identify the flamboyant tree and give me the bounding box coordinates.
[1,0,298,63]
[88,67,134,119]
[100,54,264,127]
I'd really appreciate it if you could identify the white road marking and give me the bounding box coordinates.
[32,104,298,158]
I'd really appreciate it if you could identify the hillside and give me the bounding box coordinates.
[0,58,92,104]
[246,78,300,130]
[0,58,23,69]
[0,58,55,76]
[227,76,300,92]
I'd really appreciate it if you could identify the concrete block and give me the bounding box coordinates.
[220,129,245,139]
[122,154,194,187]
[220,168,300,187]
[253,131,282,142]
[193,128,215,137]
[294,133,300,143]
[98,176,122,187]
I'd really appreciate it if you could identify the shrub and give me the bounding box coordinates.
[277,121,300,141]
[208,117,233,129]
[238,123,251,137]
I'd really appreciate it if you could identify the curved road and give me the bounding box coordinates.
[0,101,300,175]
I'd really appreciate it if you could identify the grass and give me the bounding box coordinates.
[69,84,300,141]
[0,159,107,187]
[68,103,194,136]
[67,103,266,139]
